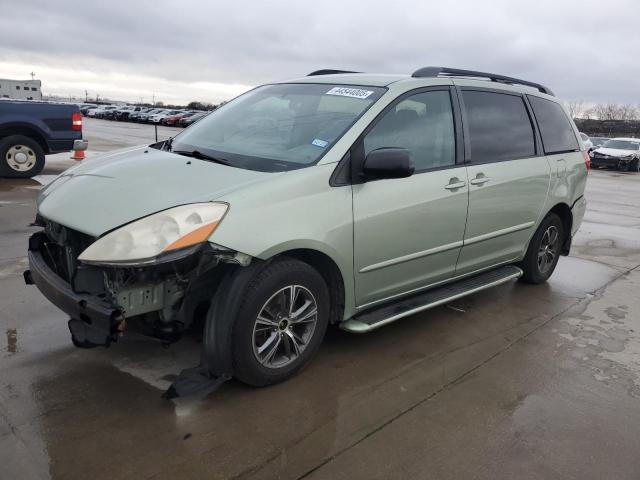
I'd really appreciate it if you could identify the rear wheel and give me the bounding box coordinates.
[231,258,329,386]
[0,135,45,178]
[519,213,564,284]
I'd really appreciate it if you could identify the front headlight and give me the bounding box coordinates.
[589,151,595,157]
[78,203,228,265]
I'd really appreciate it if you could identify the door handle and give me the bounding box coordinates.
[470,174,490,186]
[444,178,466,190]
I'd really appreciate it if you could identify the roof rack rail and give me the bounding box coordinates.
[411,66,554,96]
[307,69,360,76]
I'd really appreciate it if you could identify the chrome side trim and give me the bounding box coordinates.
[359,240,463,273]
[358,222,533,275]
[463,221,535,246]
[341,268,523,333]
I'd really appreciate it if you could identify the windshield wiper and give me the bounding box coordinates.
[172,150,232,166]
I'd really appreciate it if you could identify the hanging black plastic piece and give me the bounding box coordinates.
[163,364,231,399]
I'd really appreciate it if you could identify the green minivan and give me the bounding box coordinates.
[25,67,588,395]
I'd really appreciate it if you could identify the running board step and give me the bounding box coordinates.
[340,265,523,333]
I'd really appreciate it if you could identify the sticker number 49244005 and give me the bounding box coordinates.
[326,87,374,99]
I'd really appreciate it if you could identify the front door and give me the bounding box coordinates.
[455,88,551,275]
[352,88,469,308]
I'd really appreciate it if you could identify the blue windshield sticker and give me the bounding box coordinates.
[312,139,329,148]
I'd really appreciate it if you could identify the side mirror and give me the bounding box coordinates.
[362,148,414,180]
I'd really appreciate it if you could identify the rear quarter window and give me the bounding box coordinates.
[527,95,579,154]
[461,90,536,163]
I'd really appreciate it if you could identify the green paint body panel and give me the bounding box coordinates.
[36,74,588,323]
[352,166,468,308]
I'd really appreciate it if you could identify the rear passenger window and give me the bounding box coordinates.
[527,95,580,154]
[364,90,455,171]
[462,90,535,163]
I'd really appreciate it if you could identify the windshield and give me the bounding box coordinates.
[602,140,640,150]
[171,83,386,172]
[591,137,609,146]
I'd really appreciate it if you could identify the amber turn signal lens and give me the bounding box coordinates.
[163,222,219,252]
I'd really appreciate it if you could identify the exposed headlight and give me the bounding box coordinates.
[589,151,595,157]
[78,203,228,265]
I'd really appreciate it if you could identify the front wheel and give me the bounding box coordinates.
[519,213,564,284]
[231,258,329,386]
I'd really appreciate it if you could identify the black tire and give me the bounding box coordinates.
[231,258,329,386]
[519,213,564,284]
[629,158,639,173]
[0,135,45,178]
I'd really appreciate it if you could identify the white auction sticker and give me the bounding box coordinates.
[326,87,374,99]
[311,138,329,148]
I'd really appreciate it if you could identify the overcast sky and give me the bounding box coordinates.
[1,0,639,105]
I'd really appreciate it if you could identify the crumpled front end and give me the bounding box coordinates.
[24,216,247,348]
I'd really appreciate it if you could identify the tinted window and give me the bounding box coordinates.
[527,95,579,154]
[462,90,535,162]
[364,90,455,171]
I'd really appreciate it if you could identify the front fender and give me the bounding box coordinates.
[208,163,357,319]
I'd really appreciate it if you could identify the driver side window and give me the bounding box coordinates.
[363,90,455,171]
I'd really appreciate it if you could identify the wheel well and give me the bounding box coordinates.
[549,203,572,255]
[0,126,49,154]
[276,249,345,324]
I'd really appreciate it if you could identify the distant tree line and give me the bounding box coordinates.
[566,100,639,121]
[565,100,640,137]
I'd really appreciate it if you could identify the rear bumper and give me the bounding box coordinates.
[24,248,123,347]
[47,135,82,154]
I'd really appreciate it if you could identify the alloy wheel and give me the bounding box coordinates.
[537,225,559,274]
[252,285,318,369]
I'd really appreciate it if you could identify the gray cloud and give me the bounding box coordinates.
[1,0,639,103]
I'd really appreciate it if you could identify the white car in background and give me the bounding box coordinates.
[148,109,183,124]
[579,132,593,151]
[88,105,118,118]
[589,137,640,171]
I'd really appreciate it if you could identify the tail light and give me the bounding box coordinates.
[582,151,590,171]
[71,111,82,131]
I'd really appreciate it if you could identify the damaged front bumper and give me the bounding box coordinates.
[24,226,247,349]
[25,248,124,347]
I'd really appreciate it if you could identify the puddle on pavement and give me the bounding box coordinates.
[0,178,41,191]
[554,271,640,398]
[6,328,17,354]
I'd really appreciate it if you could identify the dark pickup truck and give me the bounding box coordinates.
[0,100,84,178]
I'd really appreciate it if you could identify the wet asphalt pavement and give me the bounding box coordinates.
[1,120,640,479]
